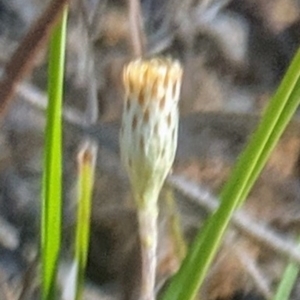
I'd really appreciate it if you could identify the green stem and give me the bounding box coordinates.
[137,193,159,300]
[165,187,186,261]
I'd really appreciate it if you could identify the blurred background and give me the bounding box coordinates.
[0,0,299,299]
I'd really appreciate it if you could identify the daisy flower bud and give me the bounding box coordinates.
[120,57,182,300]
[120,58,183,207]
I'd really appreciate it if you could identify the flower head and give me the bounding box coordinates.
[120,58,183,205]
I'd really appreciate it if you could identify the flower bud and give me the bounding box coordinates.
[120,58,183,206]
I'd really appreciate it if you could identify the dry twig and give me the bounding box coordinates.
[128,0,146,56]
[0,0,70,117]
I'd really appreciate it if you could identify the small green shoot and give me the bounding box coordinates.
[74,144,96,300]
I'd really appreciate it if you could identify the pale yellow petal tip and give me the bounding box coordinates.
[123,57,183,100]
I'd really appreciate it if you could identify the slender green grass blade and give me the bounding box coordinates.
[161,49,300,300]
[273,255,300,300]
[41,7,68,299]
[225,48,300,209]
[74,144,96,300]
[239,76,300,202]
[273,236,300,300]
